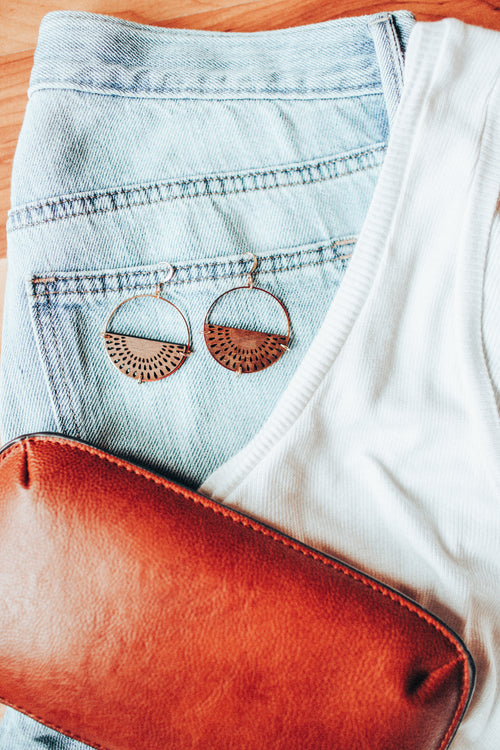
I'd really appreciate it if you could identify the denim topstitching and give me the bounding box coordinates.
[384,16,405,96]
[29,255,353,299]
[28,81,385,99]
[7,143,386,231]
[45,294,81,437]
[30,301,67,433]
[27,238,357,298]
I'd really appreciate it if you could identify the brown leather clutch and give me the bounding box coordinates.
[0,434,474,750]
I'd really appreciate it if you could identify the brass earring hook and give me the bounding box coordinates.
[245,253,258,288]
[155,264,175,298]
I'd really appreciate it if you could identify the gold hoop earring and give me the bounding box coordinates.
[203,253,291,376]
[101,267,191,383]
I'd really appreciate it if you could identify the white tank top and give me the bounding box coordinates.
[201,18,500,750]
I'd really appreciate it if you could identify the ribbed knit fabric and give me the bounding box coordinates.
[200,19,500,749]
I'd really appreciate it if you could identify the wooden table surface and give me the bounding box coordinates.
[0,0,499,726]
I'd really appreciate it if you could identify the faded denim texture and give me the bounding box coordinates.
[0,8,415,747]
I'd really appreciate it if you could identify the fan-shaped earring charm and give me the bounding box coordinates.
[203,253,291,375]
[101,272,191,384]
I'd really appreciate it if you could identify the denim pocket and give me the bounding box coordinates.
[26,237,354,486]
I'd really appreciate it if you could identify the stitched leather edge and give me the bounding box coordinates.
[0,435,473,750]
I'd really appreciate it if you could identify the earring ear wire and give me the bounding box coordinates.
[245,252,258,288]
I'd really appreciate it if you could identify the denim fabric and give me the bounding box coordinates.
[0,711,85,749]
[0,8,415,748]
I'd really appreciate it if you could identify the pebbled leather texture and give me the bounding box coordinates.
[0,434,474,750]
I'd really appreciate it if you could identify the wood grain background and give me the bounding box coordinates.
[0,0,499,726]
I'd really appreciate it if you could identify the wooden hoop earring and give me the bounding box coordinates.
[203,253,291,376]
[101,267,191,383]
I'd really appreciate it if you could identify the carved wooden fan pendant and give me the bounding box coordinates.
[101,288,191,383]
[203,283,291,375]
[204,323,288,373]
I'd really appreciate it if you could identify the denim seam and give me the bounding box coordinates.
[46,294,81,437]
[10,142,385,214]
[29,81,383,97]
[8,145,386,230]
[9,162,382,231]
[31,301,66,430]
[389,17,405,82]
[28,238,356,285]
[28,87,386,105]
[31,267,175,286]
[386,17,404,97]
[29,251,354,298]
